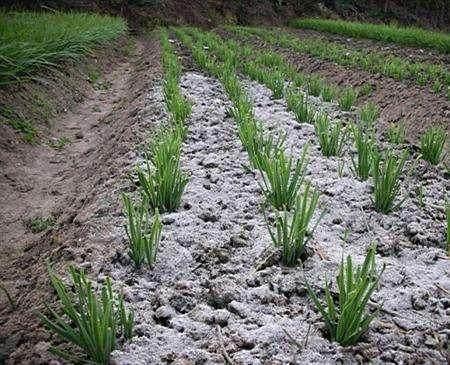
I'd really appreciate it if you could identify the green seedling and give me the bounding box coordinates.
[372,149,408,213]
[338,88,358,111]
[122,193,162,268]
[259,145,309,211]
[28,216,55,233]
[420,126,447,165]
[38,266,134,364]
[306,244,385,346]
[387,122,406,144]
[314,113,347,157]
[266,182,322,266]
[286,90,315,124]
[359,102,379,129]
[351,125,375,181]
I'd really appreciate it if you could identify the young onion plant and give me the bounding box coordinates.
[387,122,406,144]
[122,193,162,268]
[372,149,408,213]
[39,266,134,364]
[351,124,376,181]
[306,244,384,346]
[286,89,315,124]
[420,126,447,165]
[266,182,322,266]
[314,113,348,157]
[259,145,309,210]
[138,129,188,213]
[338,87,358,111]
[359,102,379,130]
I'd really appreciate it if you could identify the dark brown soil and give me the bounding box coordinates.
[224,29,450,144]
[289,28,450,67]
[0,35,162,364]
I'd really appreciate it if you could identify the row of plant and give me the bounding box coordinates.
[0,11,127,85]
[37,29,191,364]
[198,28,368,112]
[228,26,450,96]
[175,26,387,346]
[185,28,448,216]
[291,18,450,54]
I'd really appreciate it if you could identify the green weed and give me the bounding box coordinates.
[0,11,127,85]
[27,216,55,233]
[387,122,406,144]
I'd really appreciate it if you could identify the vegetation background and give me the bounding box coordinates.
[2,0,450,30]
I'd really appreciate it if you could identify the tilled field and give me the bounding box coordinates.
[111,30,448,363]
[1,24,449,364]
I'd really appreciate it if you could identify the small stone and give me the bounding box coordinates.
[228,300,249,318]
[200,156,219,168]
[75,131,84,139]
[213,309,230,326]
[199,211,219,223]
[229,235,247,247]
[154,305,176,323]
[162,216,175,225]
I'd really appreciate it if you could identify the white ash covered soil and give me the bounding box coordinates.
[110,72,449,364]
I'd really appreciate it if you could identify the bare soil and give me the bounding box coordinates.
[224,29,450,145]
[0,35,162,363]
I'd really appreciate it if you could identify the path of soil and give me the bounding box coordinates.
[223,30,450,145]
[0,36,162,363]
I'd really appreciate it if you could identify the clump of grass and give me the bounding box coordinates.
[351,125,376,181]
[259,145,309,210]
[27,216,55,233]
[138,130,188,213]
[306,244,385,346]
[163,76,191,133]
[266,182,321,266]
[387,122,406,144]
[338,88,358,111]
[372,149,408,213]
[38,266,134,364]
[49,137,70,150]
[359,102,379,129]
[0,11,127,85]
[286,90,315,123]
[122,194,162,268]
[314,113,347,157]
[420,126,447,165]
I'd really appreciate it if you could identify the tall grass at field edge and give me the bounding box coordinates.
[291,18,450,54]
[0,11,127,85]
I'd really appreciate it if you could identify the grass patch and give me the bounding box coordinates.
[291,18,450,54]
[359,102,379,129]
[306,244,385,346]
[27,216,55,233]
[49,137,70,150]
[266,181,321,266]
[420,126,447,165]
[38,266,134,363]
[372,149,408,213]
[0,11,127,85]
